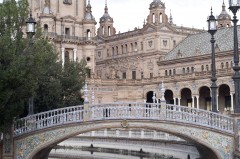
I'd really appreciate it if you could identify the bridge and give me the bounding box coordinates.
[0,101,238,159]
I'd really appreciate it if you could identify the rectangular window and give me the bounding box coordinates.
[65,28,70,36]
[122,72,126,79]
[150,73,153,78]
[132,71,136,79]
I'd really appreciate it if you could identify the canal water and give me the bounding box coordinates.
[48,146,180,159]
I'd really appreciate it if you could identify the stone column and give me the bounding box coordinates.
[217,95,219,111]
[173,98,176,105]
[178,98,181,106]
[61,47,65,67]
[192,96,195,108]
[73,48,77,62]
[196,96,199,109]
[231,93,234,111]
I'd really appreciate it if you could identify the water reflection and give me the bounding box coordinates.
[49,145,180,159]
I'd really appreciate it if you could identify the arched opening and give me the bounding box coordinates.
[165,90,174,104]
[87,29,91,39]
[43,24,48,32]
[152,13,155,23]
[218,84,231,112]
[159,13,163,23]
[108,26,111,36]
[199,86,211,110]
[146,91,154,103]
[181,88,192,107]
[30,122,220,159]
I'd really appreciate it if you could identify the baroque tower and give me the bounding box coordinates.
[147,0,168,25]
[217,1,231,28]
[28,0,97,77]
[97,0,116,37]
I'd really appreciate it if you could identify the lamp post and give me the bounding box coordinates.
[207,8,218,112]
[26,11,36,115]
[229,0,240,113]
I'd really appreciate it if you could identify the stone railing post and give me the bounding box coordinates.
[160,81,167,120]
[83,82,90,121]
[2,125,14,159]
[233,115,240,158]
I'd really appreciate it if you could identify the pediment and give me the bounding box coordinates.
[159,24,177,33]
[141,24,156,33]
[62,15,76,22]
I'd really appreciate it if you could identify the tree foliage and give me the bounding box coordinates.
[0,0,87,130]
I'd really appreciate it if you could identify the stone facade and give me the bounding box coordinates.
[29,0,236,113]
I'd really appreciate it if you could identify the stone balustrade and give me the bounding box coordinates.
[14,102,234,137]
[79,129,184,141]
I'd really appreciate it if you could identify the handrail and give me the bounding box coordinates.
[13,103,234,137]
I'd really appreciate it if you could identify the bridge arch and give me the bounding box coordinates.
[20,120,229,159]
[13,103,234,159]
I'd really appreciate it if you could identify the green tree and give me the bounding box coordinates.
[0,0,30,129]
[0,0,87,130]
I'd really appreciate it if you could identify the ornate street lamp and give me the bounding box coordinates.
[26,11,36,115]
[207,8,218,112]
[229,0,240,113]
[26,11,36,45]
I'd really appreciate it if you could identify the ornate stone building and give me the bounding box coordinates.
[29,0,97,75]
[29,0,237,113]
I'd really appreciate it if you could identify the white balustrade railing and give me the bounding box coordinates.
[14,105,84,136]
[78,129,184,141]
[14,102,234,137]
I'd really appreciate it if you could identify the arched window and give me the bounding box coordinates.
[125,44,128,53]
[226,62,229,68]
[116,46,118,55]
[44,24,48,32]
[169,70,172,76]
[108,26,111,36]
[165,70,168,76]
[121,45,124,54]
[152,13,155,23]
[187,67,190,73]
[206,65,209,71]
[112,47,115,56]
[191,67,194,73]
[135,42,138,51]
[183,68,185,74]
[159,13,163,23]
[201,65,204,71]
[131,43,134,52]
[87,29,91,39]
[173,69,176,75]
[221,62,224,69]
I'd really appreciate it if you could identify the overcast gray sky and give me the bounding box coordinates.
[91,0,238,33]
[0,0,239,33]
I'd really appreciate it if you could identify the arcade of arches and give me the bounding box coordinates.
[146,84,233,113]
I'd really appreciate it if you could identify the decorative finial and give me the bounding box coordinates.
[211,6,213,15]
[105,0,108,13]
[169,9,173,24]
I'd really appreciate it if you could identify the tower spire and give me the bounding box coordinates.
[222,0,226,11]
[169,9,173,24]
[105,0,108,13]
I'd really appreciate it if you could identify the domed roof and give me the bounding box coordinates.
[218,2,231,20]
[100,2,113,22]
[85,0,95,20]
[150,0,165,9]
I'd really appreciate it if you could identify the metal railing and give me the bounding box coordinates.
[14,102,234,137]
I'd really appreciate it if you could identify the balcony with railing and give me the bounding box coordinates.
[42,32,97,43]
